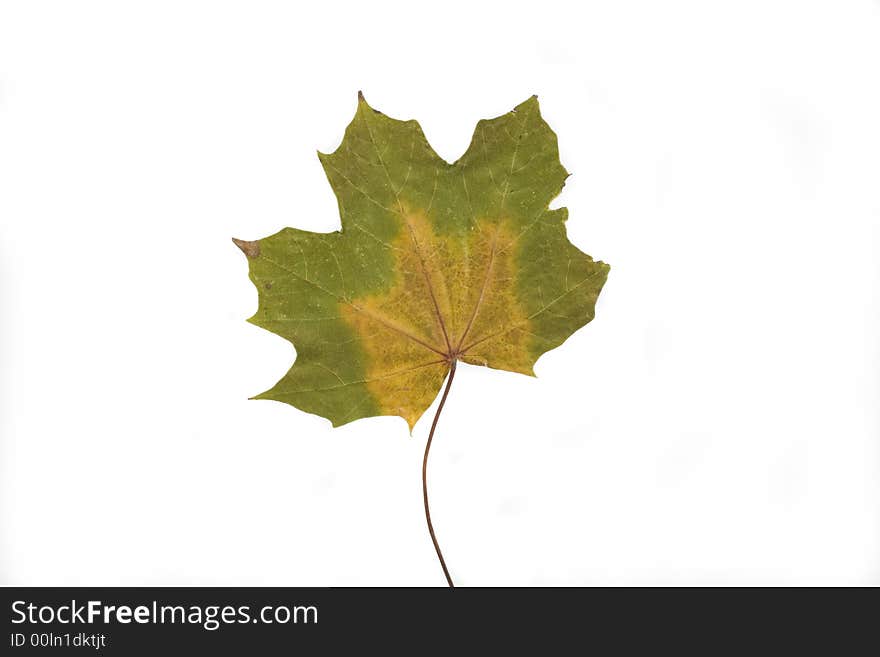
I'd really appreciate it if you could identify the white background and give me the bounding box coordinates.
[1,0,879,586]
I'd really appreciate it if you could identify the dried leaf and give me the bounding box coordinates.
[236,94,609,429]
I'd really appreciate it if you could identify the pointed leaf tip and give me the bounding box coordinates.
[232,237,260,259]
[510,96,539,115]
[356,90,382,114]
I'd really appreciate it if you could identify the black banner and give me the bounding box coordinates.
[0,587,873,653]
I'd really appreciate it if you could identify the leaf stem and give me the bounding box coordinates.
[422,358,457,587]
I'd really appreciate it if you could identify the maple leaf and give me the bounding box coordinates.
[235,94,609,430]
[235,94,609,586]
